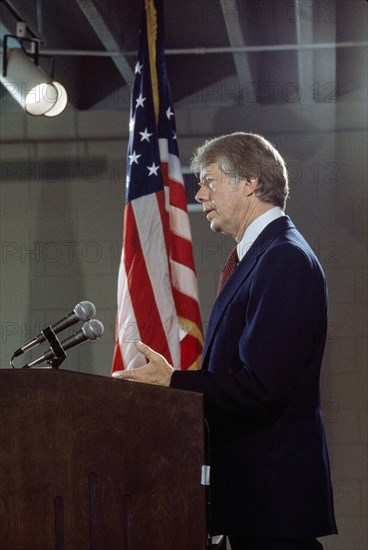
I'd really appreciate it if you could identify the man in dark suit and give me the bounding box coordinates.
[114,132,338,549]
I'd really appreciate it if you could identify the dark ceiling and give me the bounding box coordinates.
[0,0,367,112]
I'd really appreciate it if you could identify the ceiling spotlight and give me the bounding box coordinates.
[1,36,68,117]
[44,81,68,117]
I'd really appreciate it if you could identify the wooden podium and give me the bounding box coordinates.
[0,369,208,549]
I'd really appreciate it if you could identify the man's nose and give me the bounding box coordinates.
[195,185,209,203]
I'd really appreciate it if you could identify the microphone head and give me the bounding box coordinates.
[74,301,96,321]
[81,320,104,341]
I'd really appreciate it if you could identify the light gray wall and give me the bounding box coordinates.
[0,89,367,548]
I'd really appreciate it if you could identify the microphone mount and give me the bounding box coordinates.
[38,325,67,369]
[11,325,67,369]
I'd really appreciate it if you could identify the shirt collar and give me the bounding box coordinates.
[237,206,285,261]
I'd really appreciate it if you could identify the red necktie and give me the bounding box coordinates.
[217,247,239,296]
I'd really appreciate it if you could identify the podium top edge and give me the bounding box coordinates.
[0,367,204,400]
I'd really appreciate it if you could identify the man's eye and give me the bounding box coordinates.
[198,178,215,191]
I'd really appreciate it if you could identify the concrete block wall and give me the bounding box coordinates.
[0,93,366,548]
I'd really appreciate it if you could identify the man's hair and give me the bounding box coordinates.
[191,132,289,209]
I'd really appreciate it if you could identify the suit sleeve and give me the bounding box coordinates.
[171,243,327,421]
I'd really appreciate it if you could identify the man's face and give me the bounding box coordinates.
[195,163,247,238]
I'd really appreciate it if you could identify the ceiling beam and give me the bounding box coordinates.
[74,0,134,84]
[294,0,314,103]
[37,41,368,58]
[294,0,337,104]
[220,0,254,102]
[0,0,39,38]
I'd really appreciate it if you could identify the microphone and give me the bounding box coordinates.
[24,320,104,368]
[13,301,96,357]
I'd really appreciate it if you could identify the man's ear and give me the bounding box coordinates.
[243,177,259,196]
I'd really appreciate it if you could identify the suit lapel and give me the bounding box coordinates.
[201,216,295,366]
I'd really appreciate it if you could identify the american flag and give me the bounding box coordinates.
[112,0,203,373]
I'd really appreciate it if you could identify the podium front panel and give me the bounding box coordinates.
[0,369,207,549]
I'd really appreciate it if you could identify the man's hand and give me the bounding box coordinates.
[112,341,174,387]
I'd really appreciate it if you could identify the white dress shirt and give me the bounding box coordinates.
[237,206,285,261]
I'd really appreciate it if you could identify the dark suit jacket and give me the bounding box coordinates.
[171,216,337,538]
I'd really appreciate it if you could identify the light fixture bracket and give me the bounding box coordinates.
[3,35,40,78]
